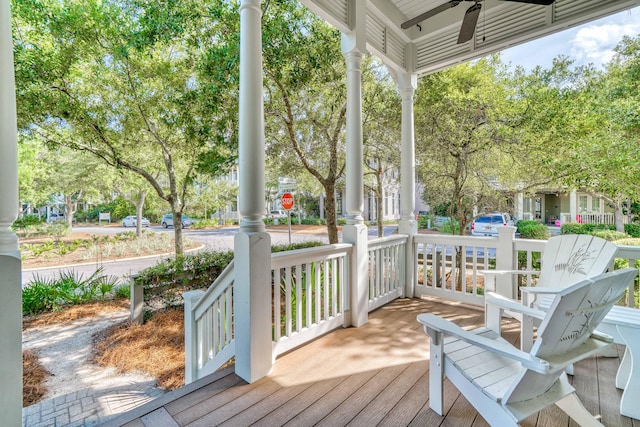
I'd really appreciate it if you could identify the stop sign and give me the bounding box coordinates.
[281,192,294,210]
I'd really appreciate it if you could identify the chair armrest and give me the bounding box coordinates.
[417,313,550,374]
[520,286,561,307]
[520,286,561,295]
[479,269,540,277]
[485,292,546,321]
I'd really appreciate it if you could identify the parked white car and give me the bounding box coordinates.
[122,215,150,227]
[161,213,194,228]
[471,212,514,236]
[270,210,289,220]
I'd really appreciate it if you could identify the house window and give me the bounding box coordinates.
[592,197,600,212]
[579,196,588,212]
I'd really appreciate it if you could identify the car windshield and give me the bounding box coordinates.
[475,217,491,223]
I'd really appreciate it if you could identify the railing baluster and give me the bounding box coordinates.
[273,268,281,341]
[306,261,312,329]
[286,266,292,337]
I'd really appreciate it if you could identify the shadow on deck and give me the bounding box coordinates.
[102,297,636,427]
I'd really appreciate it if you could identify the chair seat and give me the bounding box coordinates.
[445,328,521,403]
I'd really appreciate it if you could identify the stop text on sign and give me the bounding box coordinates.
[281,192,294,210]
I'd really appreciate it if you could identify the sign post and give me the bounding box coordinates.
[281,192,294,244]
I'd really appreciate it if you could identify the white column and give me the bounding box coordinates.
[343,49,364,224]
[570,190,577,223]
[397,72,418,297]
[0,1,22,424]
[341,0,368,327]
[516,192,524,221]
[234,0,272,383]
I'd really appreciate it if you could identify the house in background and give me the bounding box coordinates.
[514,189,625,226]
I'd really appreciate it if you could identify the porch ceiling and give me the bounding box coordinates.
[300,0,639,76]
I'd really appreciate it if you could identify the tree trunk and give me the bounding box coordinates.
[134,190,147,238]
[614,199,625,232]
[172,206,184,256]
[64,193,80,229]
[324,184,339,244]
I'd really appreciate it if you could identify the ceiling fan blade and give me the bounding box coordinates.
[401,1,462,29]
[457,2,481,44]
[501,0,555,5]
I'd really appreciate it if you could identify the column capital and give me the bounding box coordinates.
[396,72,417,100]
[239,0,262,13]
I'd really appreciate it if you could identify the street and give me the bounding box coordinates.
[21,224,398,286]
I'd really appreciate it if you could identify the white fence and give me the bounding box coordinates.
[183,261,235,384]
[414,231,640,309]
[367,235,407,311]
[271,244,352,358]
[184,228,639,382]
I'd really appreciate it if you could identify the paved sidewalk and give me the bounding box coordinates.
[22,380,164,427]
[22,309,166,427]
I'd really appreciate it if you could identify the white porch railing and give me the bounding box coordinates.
[184,229,639,382]
[413,234,497,306]
[414,231,640,309]
[183,261,235,384]
[367,235,407,311]
[271,244,352,358]
[560,212,629,225]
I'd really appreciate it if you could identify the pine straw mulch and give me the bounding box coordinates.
[92,307,185,391]
[23,349,50,406]
[23,300,185,407]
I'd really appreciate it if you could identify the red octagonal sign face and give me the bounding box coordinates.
[281,192,294,210]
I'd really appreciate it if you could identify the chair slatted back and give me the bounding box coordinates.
[538,234,617,289]
[503,268,637,404]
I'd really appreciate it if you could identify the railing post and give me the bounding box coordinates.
[344,225,369,327]
[495,227,517,299]
[0,1,21,423]
[129,274,144,325]
[183,290,205,384]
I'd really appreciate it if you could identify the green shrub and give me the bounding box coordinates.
[560,223,586,234]
[114,284,131,299]
[417,214,431,229]
[516,220,549,240]
[591,230,630,241]
[438,219,460,234]
[624,223,640,238]
[22,267,122,315]
[12,215,43,229]
[135,242,325,306]
[300,217,325,225]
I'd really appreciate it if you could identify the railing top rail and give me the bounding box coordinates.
[614,245,640,259]
[271,243,353,269]
[514,238,547,252]
[368,234,409,249]
[413,234,497,246]
[192,259,235,315]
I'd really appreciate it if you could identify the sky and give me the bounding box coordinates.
[500,8,640,71]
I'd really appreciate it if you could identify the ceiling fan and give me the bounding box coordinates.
[401,0,555,44]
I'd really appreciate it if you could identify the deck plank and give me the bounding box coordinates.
[106,297,636,427]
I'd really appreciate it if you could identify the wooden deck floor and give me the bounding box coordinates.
[103,297,639,427]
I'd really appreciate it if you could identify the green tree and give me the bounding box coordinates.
[414,57,519,234]
[262,1,346,243]
[12,0,237,255]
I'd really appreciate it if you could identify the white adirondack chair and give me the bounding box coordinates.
[483,234,618,306]
[418,268,638,427]
[485,234,618,352]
